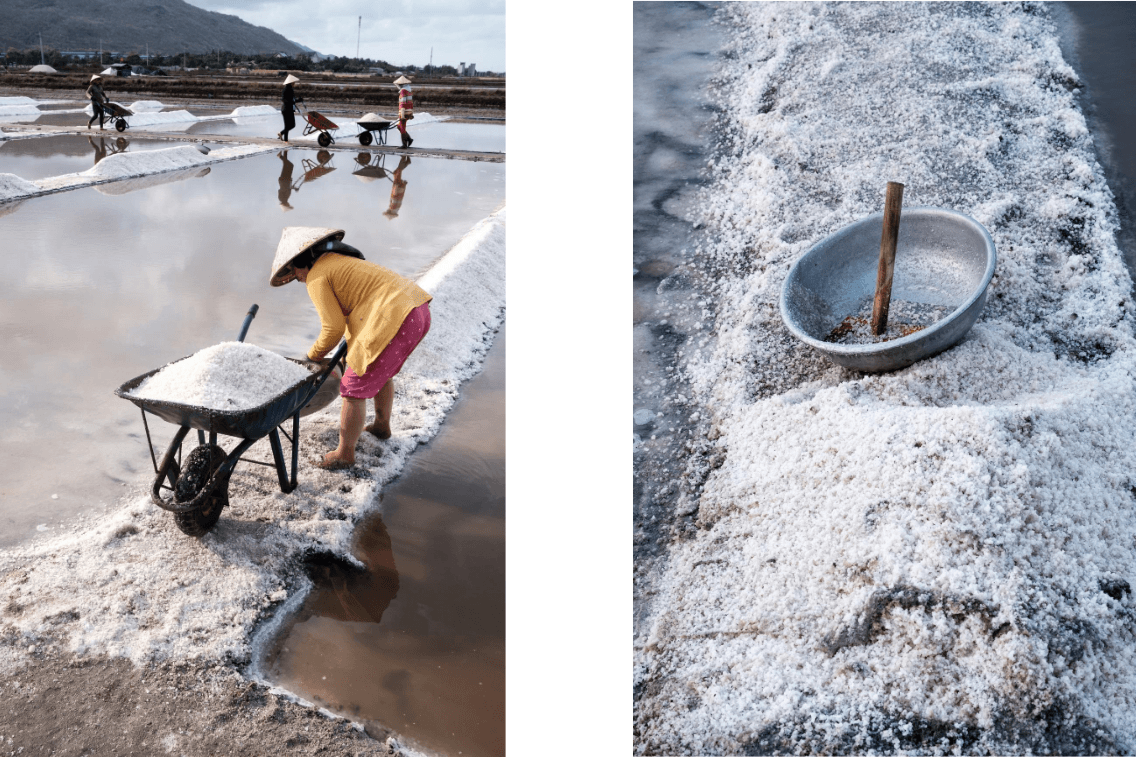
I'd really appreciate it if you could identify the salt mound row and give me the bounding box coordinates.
[0,174,41,201]
[230,105,279,118]
[636,3,1136,755]
[0,103,40,117]
[130,342,312,411]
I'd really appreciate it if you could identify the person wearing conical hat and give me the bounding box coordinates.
[86,74,108,130]
[270,227,432,470]
[394,75,414,148]
[278,74,302,142]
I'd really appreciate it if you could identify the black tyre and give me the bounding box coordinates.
[317,131,332,147]
[173,444,229,536]
[358,131,372,146]
[115,119,127,132]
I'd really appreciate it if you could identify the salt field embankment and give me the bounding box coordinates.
[636,3,1136,753]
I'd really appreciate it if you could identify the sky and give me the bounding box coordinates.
[183,0,505,72]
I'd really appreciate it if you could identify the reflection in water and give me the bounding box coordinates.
[94,165,210,196]
[277,150,295,210]
[276,149,336,210]
[261,323,506,757]
[385,155,411,219]
[350,153,413,219]
[303,520,399,625]
[88,135,129,166]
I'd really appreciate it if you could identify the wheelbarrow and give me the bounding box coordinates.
[101,101,134,133]
[299,103,338,147]
[114,304,347,536]
[355,113,394,146]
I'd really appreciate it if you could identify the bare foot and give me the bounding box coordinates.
[365,422,391,440]
[318,451,354,470]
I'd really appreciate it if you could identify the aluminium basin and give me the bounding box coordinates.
[780,207,997,372]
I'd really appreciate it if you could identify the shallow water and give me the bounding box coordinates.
[1058,2,1136,275]
[0,134,223,180]
[259,323,505,757]
[633,0,722,611]
[0,149,504,547]
[12,102,505,152]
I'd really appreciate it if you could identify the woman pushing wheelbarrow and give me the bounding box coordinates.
[270,227,432,469]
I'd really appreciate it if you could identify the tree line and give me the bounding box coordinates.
[1,47,493,77]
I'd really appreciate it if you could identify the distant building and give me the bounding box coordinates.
[459,62,477,77]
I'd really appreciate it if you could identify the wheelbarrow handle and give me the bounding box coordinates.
[237,304,259,342]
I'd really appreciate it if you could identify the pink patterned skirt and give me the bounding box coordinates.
[339,302,431,399]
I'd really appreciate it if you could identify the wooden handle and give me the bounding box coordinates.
[870,182,904,335]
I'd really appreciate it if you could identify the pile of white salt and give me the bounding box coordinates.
[130,342,312,411]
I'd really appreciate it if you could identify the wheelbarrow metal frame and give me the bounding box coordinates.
[298,104,338,146]
[115,304,348,515]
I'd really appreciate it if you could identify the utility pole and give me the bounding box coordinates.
[39,33,44,65]
[356,16,361,59]
[428,46,432,75]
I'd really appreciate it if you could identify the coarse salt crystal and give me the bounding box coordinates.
[130,342,312,412]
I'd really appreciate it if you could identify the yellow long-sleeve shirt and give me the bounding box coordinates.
[304,253,432,375]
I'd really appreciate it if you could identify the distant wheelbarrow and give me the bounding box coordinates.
[299,103,338,147]
[355,112,394,146]
[101,101,134,133]
[114,304,346,536]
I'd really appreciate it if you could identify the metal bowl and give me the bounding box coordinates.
[780,207,996,372]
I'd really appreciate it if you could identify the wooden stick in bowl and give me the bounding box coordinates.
[871,181,905,335]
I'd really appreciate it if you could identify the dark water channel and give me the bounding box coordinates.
[1056,2,1136,278]
[258,323,505,757]
[0,134,222,180]
[632,1,721,629]
[0,148,504,547]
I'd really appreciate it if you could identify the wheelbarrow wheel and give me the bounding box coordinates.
[358,131,372,146]
[173,444,229,537]
[115,119,127,132]
[317,131,332,147]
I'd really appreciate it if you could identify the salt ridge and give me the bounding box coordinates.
[636,3,1136,754]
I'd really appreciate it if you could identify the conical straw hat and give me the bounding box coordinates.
[90,74,102,82]
[284,74,300,85]
[393,75,411,86]
[270,227,344,286]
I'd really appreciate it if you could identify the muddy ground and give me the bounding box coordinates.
[0,650,404,756]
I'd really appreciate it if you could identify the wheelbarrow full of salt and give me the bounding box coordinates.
[780,198,997,373]
[355,113,395,146]
[114,304,346,536]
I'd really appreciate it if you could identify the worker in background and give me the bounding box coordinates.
[278,74,302,142]
[86,74,108,130]
[394,75,414,148]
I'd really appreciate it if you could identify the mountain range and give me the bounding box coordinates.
[2,0,307,56]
